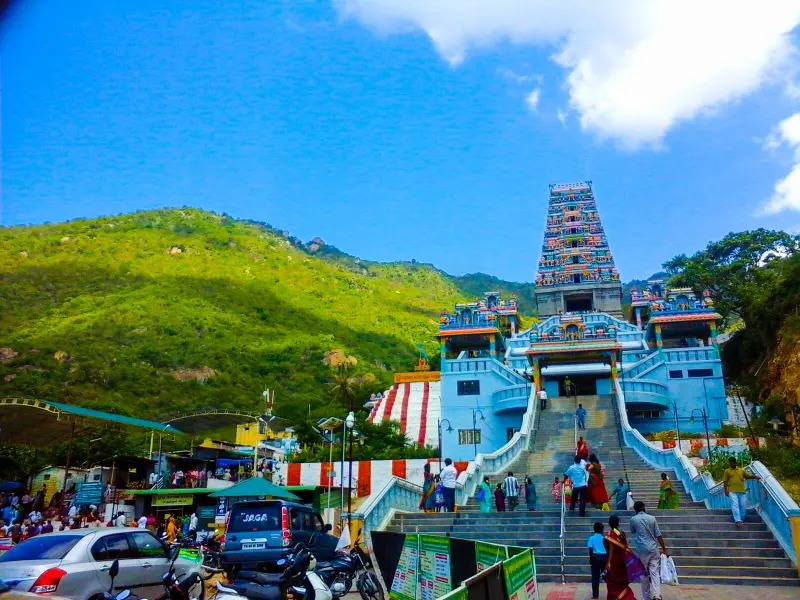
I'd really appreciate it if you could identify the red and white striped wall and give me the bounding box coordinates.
[272,456,469,498]
[367,381,441,448]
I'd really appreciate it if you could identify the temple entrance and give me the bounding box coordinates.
[559,375,597,396]
[564,293,593,312]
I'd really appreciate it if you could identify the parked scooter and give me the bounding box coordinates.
[314,531,383,600]
[154,544,205,600]
[214,540,332,600]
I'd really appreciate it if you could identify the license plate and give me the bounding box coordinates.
[242,543,266,550]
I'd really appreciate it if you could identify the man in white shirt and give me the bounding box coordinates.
[137,514,148,529]
[67,504,78,521]
[503,472,520,511]
[439,458,458,513]
[537,388,548,410]
[189,511,198,532]
[29,510,41,524]
[114,512,127,527]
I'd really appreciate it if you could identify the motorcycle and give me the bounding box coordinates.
[214,539,332,600]
[314,532,383,600]
[155,543,206,600]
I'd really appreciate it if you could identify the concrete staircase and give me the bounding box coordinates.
[385,395,800,586]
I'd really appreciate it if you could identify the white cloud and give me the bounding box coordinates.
[764,113,800,214]
[525,88,541,111]
[497,68,534,84]
[335,0,800,148]
[557,109,568,127]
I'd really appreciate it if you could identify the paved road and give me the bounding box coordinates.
[539,582,800,599]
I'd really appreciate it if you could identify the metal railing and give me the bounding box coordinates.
[612,378,800,565]
[559,481,567,584]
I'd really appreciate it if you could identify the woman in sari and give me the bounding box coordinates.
[587,454,610,508]
[604,515,636,600]
[576,437,590,461]
[478,477,493,513]
[524,477,537,511]
[419,464,435,512]
[657,472,680,509]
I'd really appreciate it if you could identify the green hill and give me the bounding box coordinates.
[0,209,466,424]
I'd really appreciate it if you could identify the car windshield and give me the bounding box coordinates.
[228,505,281,532]
[0,535,82,562]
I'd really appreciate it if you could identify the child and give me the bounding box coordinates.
[587,522,608,600]
[434,479,445,513]
[551,477,562,503]
[494,483,506,512]
[563,476,573,505]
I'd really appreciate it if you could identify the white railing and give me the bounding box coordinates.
[354,385,540,534]
[613,378,800,564]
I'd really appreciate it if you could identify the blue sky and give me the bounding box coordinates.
[4,1,800,282]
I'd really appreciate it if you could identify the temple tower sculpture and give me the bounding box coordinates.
[534,182,623,317]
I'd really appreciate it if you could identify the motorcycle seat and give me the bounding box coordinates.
[235,571,283,586]
[227,583,282,600]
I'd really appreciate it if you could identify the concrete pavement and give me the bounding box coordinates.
[539,581,800,599]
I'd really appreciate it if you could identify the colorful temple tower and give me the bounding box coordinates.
[534,182,622,317]
[372,181,732,461]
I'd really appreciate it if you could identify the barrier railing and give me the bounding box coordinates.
[559,481,566,584]
[612,379,800,564]
[662,348,718,362]
[354,386,540,534]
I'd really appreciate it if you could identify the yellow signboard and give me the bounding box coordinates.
[394,371,441,384]
[152,495,194,507]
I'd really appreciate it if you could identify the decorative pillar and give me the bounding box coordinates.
[790,513,800,577]
[655,324,663,348]
[610,353,619,382]
[635,307,643,330]
[532,357,542,391]
[710,321,719,351]
[489,334,496,358]
[440,338,447,362]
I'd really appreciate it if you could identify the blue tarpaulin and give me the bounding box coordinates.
[216,458,253,468]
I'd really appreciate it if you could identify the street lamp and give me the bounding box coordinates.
[689,407,712,456]
[345,411,356,529]
[671,401,681,450]
[437,419,453,472]
[768,417,784,432]
[471,409,486,459]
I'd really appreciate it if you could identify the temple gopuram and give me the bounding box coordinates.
[426,181,727,460]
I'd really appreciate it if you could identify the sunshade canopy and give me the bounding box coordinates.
[208,477,300,500]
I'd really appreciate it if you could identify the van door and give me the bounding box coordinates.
[312,513,338,560]
[289,508,310,548]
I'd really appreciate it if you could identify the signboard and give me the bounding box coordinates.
[390,534,419,600]
[394,371,441,384]
[152,495,194,507]
[419,535,452,600]
[502,549,539,600]
[74,481,103,506]
[475,541,507,572]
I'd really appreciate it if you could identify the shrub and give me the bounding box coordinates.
[700,446,752,481]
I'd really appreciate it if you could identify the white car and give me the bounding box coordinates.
[0,528,203,599]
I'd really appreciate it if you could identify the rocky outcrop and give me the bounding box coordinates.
[170,366,217,383]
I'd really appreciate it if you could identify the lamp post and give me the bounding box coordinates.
[437,419,453,472]
[671,401,681,450]
[690,407,712,456]
[471,409,486,459]
[345,411,355,529]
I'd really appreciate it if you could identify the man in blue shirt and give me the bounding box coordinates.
[587,522,607,600]
[575,404,588,430]
[565,456,589,516]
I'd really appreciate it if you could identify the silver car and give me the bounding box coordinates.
[0,528,202,600]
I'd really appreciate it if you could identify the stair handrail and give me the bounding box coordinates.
[612,378,800,565]
[559,479,566,585]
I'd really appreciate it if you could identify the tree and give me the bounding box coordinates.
[663,229,799,325]
[323,349,376,410]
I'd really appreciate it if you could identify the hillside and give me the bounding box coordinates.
[0,209,466,424]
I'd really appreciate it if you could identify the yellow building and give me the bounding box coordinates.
[235,422,293,447]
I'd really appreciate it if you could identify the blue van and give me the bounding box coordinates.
[221,500,339,569]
